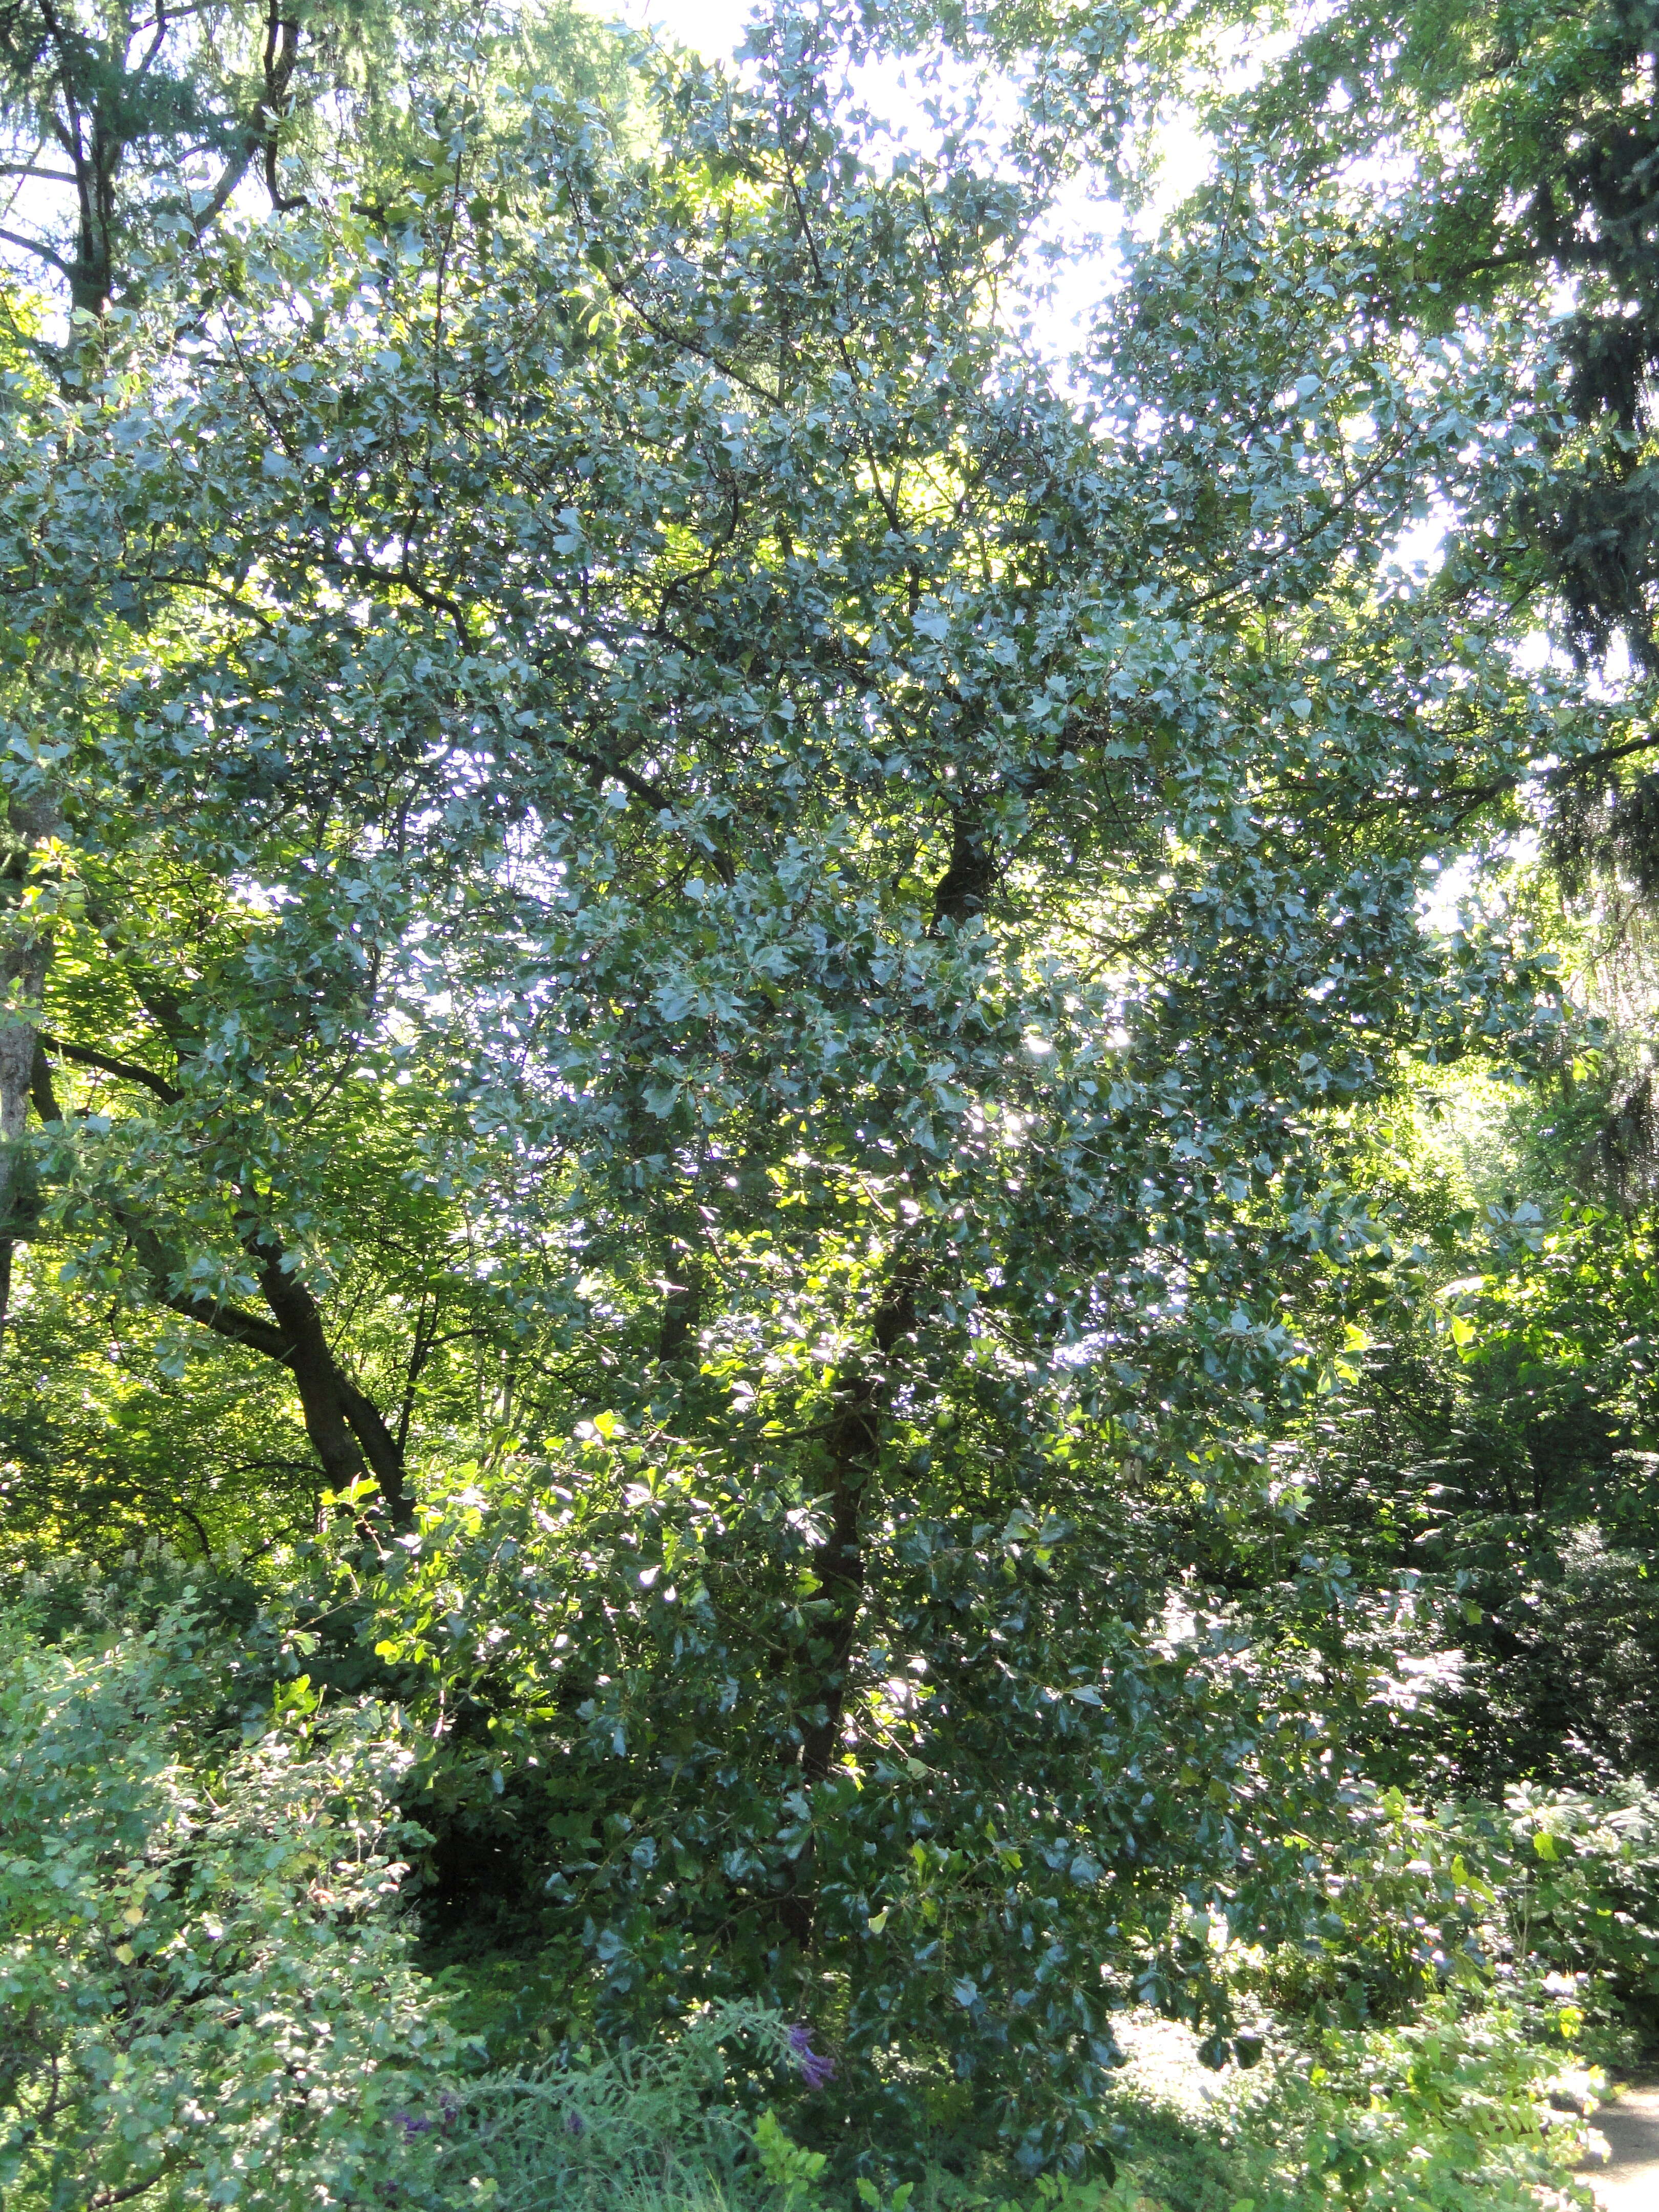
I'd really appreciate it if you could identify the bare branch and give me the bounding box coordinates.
[0,226,73,277]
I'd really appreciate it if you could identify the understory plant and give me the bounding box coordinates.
[353,1450,1346,2169]
[0,1591,462,2211]
[427,2003,809,2210]
[1093,2002,1596,2212]
[1229,1778,1659,2059]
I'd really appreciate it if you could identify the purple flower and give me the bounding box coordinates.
[787,2022,836,2092]
[564,2109,587,2137]
[392,2111,436,2139]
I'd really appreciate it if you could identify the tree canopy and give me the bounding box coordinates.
[2,0,1657,2199]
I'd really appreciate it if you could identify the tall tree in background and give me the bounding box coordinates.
[1173,0,1659,898]
[0,0,626,318]
[0,0,627,1514]
[1082,0,1659,1810]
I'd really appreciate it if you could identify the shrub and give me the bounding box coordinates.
[1097,2003,1593,2212]
[0,1590,463,2211]
[358,1450,1348,2173]
[1497,1781,1659,2050]
[1230,1778,1659,2055]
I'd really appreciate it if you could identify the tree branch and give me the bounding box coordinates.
[31,1044,290,1359]
[0,226,73,277]
[36,1031,181,1105]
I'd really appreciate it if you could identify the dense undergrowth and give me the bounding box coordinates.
[3,1549,1653,2212]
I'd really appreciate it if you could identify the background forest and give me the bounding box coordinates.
[1,0,1657,2206]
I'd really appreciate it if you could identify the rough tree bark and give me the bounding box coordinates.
[773,1274,917,1954]
[656,1228,703,1366]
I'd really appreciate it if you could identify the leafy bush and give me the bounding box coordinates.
[1256,2004,1591,2212]
[0,1588,463,2211]
[735,2009,1598,2212]
[0,1575,898,2210]
[0,1563,1629,2212]
[357,1451,1348,2172]
[1497,1781,1659,2050]
[1096,2004,1593,2212]
[1228,1775,1659,2060]
[1235,1785,1497,2029]
[1426,1521,1659,1798]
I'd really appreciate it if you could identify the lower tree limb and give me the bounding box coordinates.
[29,1044,412,1527]
[253,1245,414,1527]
